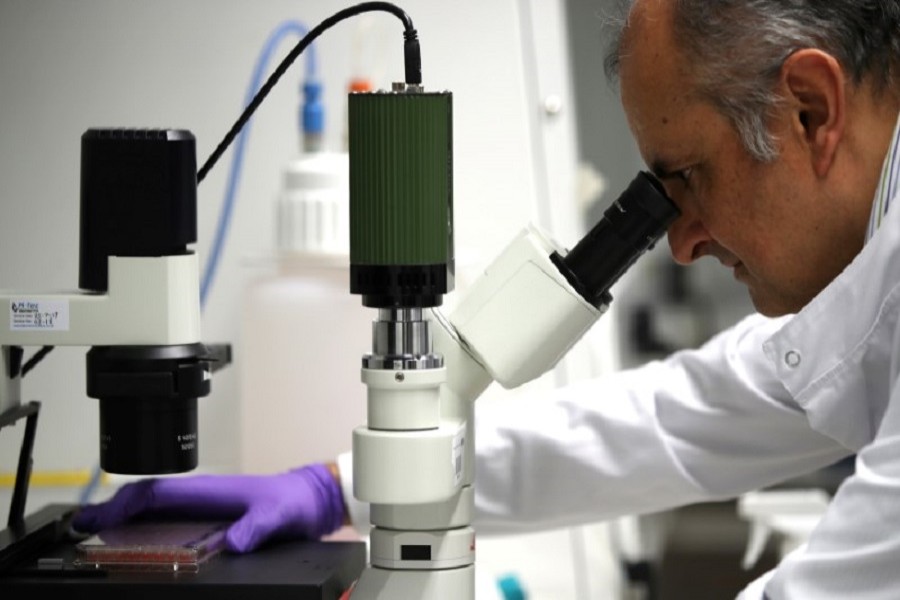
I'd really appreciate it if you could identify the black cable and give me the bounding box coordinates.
[197,1,421,184]
[20,345,54,378]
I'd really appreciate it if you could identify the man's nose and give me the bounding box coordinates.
[666,205,711,265]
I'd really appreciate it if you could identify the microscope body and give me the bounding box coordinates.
[346,84,677,599]
[350,226,607,599]
[1,128,218,476]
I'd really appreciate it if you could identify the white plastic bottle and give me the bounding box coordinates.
[239,151,372,473]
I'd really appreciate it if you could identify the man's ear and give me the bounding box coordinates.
[781,48,845,177]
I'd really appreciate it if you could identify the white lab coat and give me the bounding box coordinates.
[473,186,900,596]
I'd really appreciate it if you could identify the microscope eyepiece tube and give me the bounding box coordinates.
[552,171,680,308]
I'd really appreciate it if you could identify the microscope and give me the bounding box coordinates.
[0,129,229,567]
[346,84,679,598]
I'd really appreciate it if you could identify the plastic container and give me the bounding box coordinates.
[239,151,372,473]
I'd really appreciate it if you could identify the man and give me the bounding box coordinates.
[75,1,900,597]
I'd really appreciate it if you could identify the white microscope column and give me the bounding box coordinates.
[351,306,479,598]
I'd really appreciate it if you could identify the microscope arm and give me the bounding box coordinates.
[0,254,202,414]
[1,254,201,347]
[0,252,216,476]
[430,224,607,498]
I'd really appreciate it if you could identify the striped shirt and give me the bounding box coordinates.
[865,113,900,241]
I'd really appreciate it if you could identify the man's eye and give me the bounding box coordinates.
[678,167,693,183]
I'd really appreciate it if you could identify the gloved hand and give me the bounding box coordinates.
[72,463,346,553]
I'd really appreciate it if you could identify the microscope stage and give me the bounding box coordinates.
[0,504,366,600]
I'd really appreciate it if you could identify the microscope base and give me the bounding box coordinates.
[349,564,474,599]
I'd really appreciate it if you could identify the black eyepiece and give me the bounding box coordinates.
[552,171,680,307]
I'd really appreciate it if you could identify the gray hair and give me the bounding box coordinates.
[603,0,900,162]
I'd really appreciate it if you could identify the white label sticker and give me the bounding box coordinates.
[9,299,70,331]
[452,426,466,486]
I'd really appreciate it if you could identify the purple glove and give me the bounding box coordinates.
[72,464,345,553]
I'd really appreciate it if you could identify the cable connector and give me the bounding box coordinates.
[403,29,422,85]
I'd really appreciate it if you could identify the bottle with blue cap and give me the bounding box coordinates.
[239,74,371,474]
